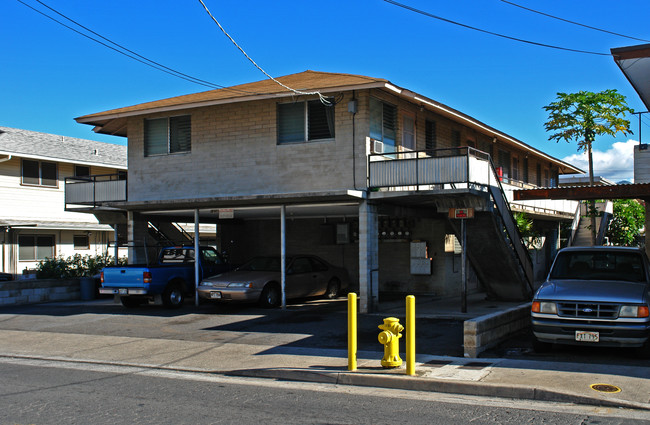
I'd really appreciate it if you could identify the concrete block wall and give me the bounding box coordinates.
[126,93,362,202]
[0,279,81,306]
[463,303,531,357]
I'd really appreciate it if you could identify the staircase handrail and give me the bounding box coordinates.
[473,148,534,292]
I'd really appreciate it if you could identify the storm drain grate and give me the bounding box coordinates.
[458,362,493,370]
[425,359,453,367]
[590,383,621,393]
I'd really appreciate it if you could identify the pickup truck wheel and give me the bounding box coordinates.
[259,284,280,308]
[325,279,340,299]
[532,337,552,353]
[120,297,143,308]
[163,283,185,309]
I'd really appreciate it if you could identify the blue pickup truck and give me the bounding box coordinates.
[100,246,230,308]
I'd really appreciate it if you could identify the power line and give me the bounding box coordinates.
[499,0,650,43]
[196,0,332,105]
[383,0,610,56]
[17,0,261,95]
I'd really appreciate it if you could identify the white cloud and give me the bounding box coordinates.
[562,139,637,183]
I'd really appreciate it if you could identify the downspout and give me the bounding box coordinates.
[350,91,358,190]
[0,155,12,163]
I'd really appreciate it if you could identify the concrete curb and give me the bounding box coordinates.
[227,367,650,411]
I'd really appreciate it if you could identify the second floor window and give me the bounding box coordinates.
[370,97,396,153]
[144,115,191,156]
[425,120,437,151]
[22,159,57,187]
[277,100,335,144]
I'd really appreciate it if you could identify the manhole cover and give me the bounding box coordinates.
[590,383,621,393]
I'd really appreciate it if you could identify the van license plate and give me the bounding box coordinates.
[575,331,599,342]
[210,291,222,299]
[118,288,128,295]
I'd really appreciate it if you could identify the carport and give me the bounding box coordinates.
[109,190,376,310]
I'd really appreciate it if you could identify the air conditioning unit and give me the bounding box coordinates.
[372,140,384,154]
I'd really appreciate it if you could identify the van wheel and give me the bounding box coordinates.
[120,297,142,308]
[259,284,280,308]
[163,283,185,309]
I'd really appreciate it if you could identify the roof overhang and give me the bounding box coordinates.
[612,44,650,111]
[514,183,650,201]
[75,71,581,174]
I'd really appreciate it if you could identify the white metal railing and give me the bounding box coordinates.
[368,147,534,289]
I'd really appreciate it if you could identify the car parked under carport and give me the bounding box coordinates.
[198,255,350,308]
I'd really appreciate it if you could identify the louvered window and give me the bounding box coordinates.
[369,97,396,152]
[425,120,437,151]
[144,115,191,156]
[278,100,335,144]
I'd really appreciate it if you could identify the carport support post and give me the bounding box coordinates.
[281,205,286,310]
[359,200,379,313]
[461,218,467,313]
[194,209,200,307]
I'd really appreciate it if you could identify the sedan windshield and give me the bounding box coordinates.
[549,251,646,282]
[238,257,281,272]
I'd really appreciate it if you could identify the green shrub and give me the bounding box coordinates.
[36,254,127,279]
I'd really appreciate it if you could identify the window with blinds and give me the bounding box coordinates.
[369,97,396,152]
[144,115,191,156]
[425,120,437,151]
[277,100,335,144]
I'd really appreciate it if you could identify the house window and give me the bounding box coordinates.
[543,169,550,187]
[277,99,335,144]
[452,130,461,147]
[73,234,89,250]
[21,159,57,187]
[144,115,191,156]
[512,156,519,181]
[523,157,529,183]
[18,235,55,261]
[75,165,90,177]
[402,115,415,150]
[369,97,396,153]
[536,163,542,186]
[425,120,437,151]
[497,149,511,179]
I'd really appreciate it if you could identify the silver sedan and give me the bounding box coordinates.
[198,255,350,307]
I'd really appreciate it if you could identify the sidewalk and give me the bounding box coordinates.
[1,326,649,411]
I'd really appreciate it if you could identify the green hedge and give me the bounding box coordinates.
[36,254,127,279]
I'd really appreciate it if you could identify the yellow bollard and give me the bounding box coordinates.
[348,292,357,371]
[406,295,416,376]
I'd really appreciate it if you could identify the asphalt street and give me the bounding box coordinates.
[2,359,647,425]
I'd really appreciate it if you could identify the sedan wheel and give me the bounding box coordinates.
[260,284,280,308]
[325,279,340,299]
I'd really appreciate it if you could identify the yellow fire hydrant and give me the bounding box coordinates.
[378,317,404,368]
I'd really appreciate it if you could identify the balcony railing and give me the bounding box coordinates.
[368,147,498,190]
[368,147,534,288]
[64,173,127,209]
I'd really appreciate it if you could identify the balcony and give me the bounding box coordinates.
[64,173,127,210]
[368,147,577,218]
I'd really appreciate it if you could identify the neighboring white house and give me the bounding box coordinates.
[0,126,127,277]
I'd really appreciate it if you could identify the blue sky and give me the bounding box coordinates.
[3,0,649,181]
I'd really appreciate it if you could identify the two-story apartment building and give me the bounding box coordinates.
[73,71,582,312]
[0,126,127,277]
